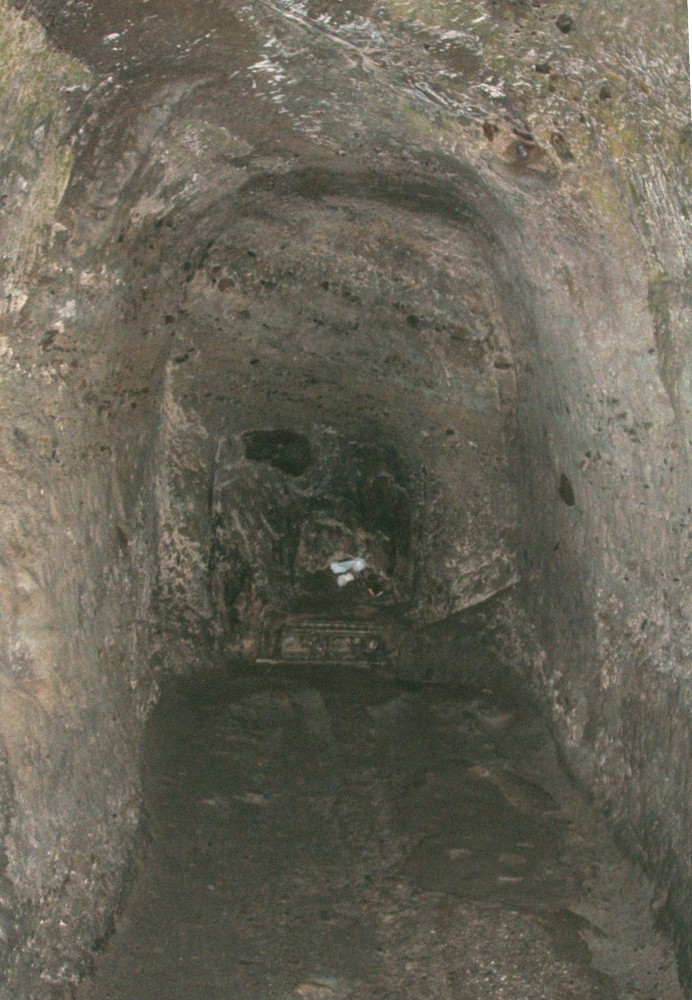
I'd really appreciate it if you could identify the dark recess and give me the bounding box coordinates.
[559,472,576,507]
[243,429,313,476]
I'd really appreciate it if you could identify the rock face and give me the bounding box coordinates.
[0,0,689,996]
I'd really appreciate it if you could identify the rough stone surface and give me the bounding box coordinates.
[76,663,684,1000]
[0,0,689,995]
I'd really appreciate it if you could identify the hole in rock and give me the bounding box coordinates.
[558,472,576,507]
[242,429,313,476]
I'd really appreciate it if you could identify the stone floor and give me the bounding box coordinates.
[76,662,683,999]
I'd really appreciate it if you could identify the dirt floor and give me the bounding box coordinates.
[76,662,683,999]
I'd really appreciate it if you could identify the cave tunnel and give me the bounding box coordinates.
[0,0,690,997]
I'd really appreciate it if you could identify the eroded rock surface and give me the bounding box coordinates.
[0,0,689,995]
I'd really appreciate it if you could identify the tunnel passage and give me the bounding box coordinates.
[153,184,519,668]
[0,0,690,997]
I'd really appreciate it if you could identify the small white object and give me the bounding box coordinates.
[336,572,355,588]
[330,558,366,575]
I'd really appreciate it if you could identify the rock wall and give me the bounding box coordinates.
[0,8,165,994]
[0,0,689,994]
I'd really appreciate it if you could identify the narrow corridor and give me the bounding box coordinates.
[77,663,682,1000]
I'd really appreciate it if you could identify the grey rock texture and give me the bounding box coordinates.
[0,0,689,995]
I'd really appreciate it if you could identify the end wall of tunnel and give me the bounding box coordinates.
[0,0,690,996]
